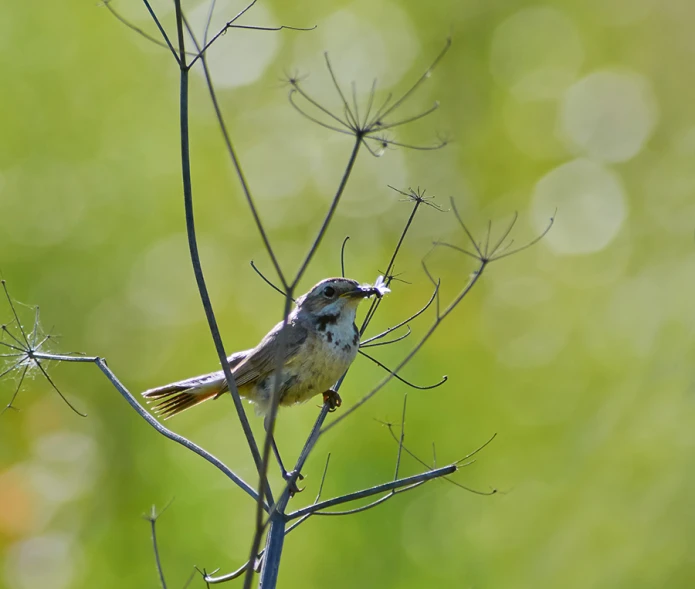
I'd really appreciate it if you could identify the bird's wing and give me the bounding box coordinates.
[232,321,309,388]
[227,349,251,369]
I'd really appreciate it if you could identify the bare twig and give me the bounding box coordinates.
[357,350,447,390]
[102,1,196,57]
[322,202,555,432]
[285,396,453,520]
[172,5,272,506]
[379,419,499,495]
[142,0,181,64]
[205,455,332,585]
[143,503,173,589]
[286,42,451,157]
[340,236,350,278]
[1,283,86,416]
[360,187,443,334]
[29,352,263,505]
[188,1,315,69]
[287,465,456,520]
[359,325,412,348]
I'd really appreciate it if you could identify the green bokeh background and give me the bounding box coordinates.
[1,1,694,587]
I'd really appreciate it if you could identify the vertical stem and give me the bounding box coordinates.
[258,508,288,589]
[148,512,168,589]
[244,295,294,589]
[172,0,268,497]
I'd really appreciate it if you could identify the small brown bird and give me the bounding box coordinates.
[142,277,388,419]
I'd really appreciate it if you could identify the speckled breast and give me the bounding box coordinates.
[280,320,360,406]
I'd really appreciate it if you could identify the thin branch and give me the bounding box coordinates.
[490,211,556,261]
[142,0,180,64]
[174,12,269,497]
[395,394,407,479]
[29,305,40,348]
[143,504,172,589]
[1,325,27,350]
[286,464,456,520]
[340,236,350,278]
[358,350,447,390]
[33,358,87,417]
[324,53,358,129]
[0,339,23,352]
[182,569,199,589]
[245,295,295,589]
[250,261,293,301]
[360,192,424,333]
[306,482,425,516]
[375,101,440,132]
[188,0,315,69]
[288,84,353,131]
[288,90,355,134]
[369,38,451,125]
[382,421,499,495]
[367,135,448,152]
[359,325,411,348]
[30,352,263,506]
[291,138,362,287]
[323,207,554,432]
[325,264,484,432]
[287,42,450,160]
[0,357,24,380]
[194,30,286,288]
[2,281,29,347]
[205,454,333,585]
[202,0,219,47]
[1,364,27,416]
[102,1,195,57]
[360,276,439,347]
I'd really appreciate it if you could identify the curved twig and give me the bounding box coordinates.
[29,352,263,506]
[358,350,447,390]
[361,281,439,345]
[340,236,350,278]
[359,325,411,348]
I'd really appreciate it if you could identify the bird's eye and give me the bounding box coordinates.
[323,286,336,298]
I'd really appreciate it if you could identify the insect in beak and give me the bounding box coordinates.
[341,277,391,300]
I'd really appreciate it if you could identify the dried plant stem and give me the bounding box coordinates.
[31,352,262,504]
[171,0,269,503]
[287,464,456,519]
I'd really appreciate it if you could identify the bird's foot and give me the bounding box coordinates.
[283,469,305,496]
[322,389,342,412]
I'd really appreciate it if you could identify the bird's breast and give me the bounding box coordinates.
[278,319,359,406]
[316,320,360,370]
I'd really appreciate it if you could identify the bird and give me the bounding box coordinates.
[141,277,389,420]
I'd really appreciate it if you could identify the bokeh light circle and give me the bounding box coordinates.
[187,1,279,88]
[532,158,627,255]
[490,6,584,100]
[560,70,658,163]
[292,0,420,96]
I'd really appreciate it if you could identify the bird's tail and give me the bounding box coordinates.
[142,371,227,419]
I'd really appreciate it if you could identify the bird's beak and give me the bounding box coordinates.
[341,286,383,300]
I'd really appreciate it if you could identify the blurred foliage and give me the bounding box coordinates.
[1,0,695,588]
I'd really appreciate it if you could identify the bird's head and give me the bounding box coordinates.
[295,277,388,321]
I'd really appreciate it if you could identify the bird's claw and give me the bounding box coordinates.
[283,470,305,495]
[322,389,342,412]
